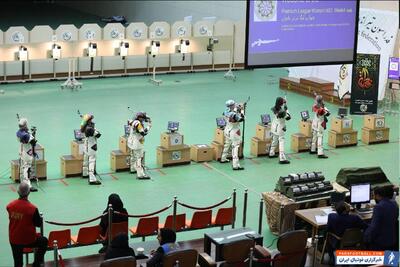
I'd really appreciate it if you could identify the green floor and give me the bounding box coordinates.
[0,69,398,266]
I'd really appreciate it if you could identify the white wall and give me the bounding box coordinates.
[59,1,246,24]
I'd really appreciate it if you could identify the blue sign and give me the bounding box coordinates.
[384,251,399,266]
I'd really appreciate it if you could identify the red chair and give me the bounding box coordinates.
[71,225,101,245]
[101,221,129,241]
[48,229,71,249]
[185,210,212,229]
[212,207,234,229]
[23,248,33,266]
[130,216,159,241]
[160,214,186,231]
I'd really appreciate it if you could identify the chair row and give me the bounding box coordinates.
[130,207,234,240]
[36,207,234,251]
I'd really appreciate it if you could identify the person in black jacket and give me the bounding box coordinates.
[99,194,128,253]
[364,186,399,251]
[326,201,367,263]
[104,233,135,260]
[146,228,179,267]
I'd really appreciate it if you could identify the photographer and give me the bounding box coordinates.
[127,112,151,179]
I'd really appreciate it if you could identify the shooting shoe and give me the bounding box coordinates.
[279,160,290,164]
[30,187,38,192]
[309,151,317,154]
[318,154,328,159]
[89,180,102,185]
[232,166,245,171]
[137,175,151,180]
[268,154,279,158]
[220,159,230,163]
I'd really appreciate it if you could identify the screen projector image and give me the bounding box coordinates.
[246,0,358,67]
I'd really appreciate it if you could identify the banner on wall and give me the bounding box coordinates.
[288,8,399,101]
[388,57,400,80]
[337,64,351,100]
[350,53,380,115]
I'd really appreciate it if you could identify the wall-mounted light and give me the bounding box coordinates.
[52,44,61,60]
[149,40,160,57]
[18,46,28,61]
[207,37,219,52]
[119,41,129,58]
[87,42,97,57]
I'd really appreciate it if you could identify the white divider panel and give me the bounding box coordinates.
[56,25,78,42]
[0,62,4,76]
[0,30,4,44]
[193,21,214,37]
[5,26,29,44]
[30,59,53,74]
[126,23,148,40]
[170,53,191,67]
[5,61,29,76]
[171,21,192,39]
[214,20,234,36]
[78,57,101,72]
[103,56,124,70]
[234,21,245,64]
[54,58,71,73]
[192,52,212,65]
[149,22,170,40]
[147,54,169,68]
[126,55,147,69]
[214,50,231,65]
[30,26,54,43]
[79,24,102,41]
[103,23,125,41]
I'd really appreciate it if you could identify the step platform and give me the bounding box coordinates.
[361,127,389,145]
[156,145,191,167]
[11,159,47,182]
[328,130,358,148]
[60,155,83,178]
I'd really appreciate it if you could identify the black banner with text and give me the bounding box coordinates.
[350,53,380,115]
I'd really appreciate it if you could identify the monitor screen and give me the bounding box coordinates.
[300,111,310,121]
[260,114,271,125]
[246,0,359,68]
[124,125,129,136]
[74,129,83,141]
[338,107,348,117]
[216,117,226,127]
[167,121,179,131]
[350,183,371,204]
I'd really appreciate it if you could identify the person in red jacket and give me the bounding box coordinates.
[6,182,48,267]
